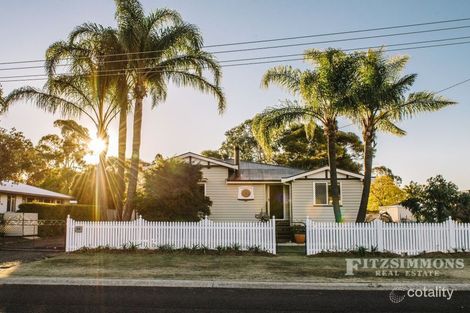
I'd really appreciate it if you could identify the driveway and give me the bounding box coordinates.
[0,236,64,264]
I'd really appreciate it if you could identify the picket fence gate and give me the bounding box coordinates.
[306,217,470,255]
[66,216,276,254]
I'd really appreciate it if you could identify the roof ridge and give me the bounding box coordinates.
[229,159,305,171]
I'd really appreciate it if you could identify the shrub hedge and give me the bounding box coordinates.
[18,203,96,221]
[17,203,96,236]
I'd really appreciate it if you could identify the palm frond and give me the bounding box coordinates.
[251,101,319,154]
[393,91,456,120]
[160,70,225,113]
[261,65,301,94]
[375,119,406,136]
[4,86,95,123]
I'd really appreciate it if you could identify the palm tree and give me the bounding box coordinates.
[114,0,225,220]
[252,49,359,222]
[67,23,131,220]
[0,85,4,108]
[351,49,455,222]
[5,39,122,220]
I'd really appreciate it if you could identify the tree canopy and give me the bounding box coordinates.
[402,175,469,222]
[203,120,363,172]
[137,157,211,221]
[0,128,37,182]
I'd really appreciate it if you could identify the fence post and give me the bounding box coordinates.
[448,217,456,251]
[305,217,309,255]
[65,215,71,252]
[204,216,208,248]
[137,215,143,247]
[375,219,384,252]
[272,216,276,255]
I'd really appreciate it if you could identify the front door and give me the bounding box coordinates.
[269,185,284,219]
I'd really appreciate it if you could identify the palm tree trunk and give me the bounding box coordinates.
[325,123,342,222]
[116,106,127,221]
[123,86,144,221]
[356,128,374,222]
[96,151,109,221]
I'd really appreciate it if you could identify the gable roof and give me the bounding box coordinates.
[280,166,364,182]
[177,152,238,169]
[177,152,362,182]
[0,181,74,199]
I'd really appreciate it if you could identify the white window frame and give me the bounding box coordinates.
[313,182,342,205]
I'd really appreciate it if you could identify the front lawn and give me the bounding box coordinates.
[4,251,470,283]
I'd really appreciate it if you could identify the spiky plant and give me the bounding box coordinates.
[252,49,359,222]
[351,49,455,222]
[114,0,225,220]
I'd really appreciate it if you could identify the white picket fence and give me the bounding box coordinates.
[66,216,276,254]
[306,217,470,255]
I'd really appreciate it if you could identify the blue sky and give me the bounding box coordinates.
[1,0,469,189]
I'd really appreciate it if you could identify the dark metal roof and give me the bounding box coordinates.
[226,160,305,181]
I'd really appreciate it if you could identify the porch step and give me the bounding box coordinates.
[275,220,292,243]
[276,244,305,255]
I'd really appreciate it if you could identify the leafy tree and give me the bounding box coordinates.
[28,120,90,194]
[252,49,359,222]
[200,150,223,159]
[373,165,402,185]
[219,120,266,161]
[270,124,362,172]
[453,192,470,223]
[0,128,37,182]
[114,0,225,221]
[367,175,405,212]
[402,175,459,222]
[137,157,211,221]
[350,50,455,222]
[37,120,89,170]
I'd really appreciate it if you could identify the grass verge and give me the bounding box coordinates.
[4,250,470,283]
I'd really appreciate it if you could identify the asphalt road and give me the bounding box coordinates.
[0,285,468,313]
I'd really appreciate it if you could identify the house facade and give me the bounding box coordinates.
[179,152,364,223]
[0,181,74,213]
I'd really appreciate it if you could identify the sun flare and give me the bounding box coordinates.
[88,137,106,155]
[84,136,107,165]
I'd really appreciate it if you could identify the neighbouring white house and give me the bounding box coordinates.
[379,204,416,223]
[178,151,364,224]
[0,181,74,213]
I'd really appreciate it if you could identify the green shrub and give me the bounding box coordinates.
[18,203,96,237]
[18,203,95,221]
[291,223,306,234]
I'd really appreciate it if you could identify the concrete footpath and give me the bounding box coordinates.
[1,276,470,290]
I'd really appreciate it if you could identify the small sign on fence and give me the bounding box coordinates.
[74,226,83,233]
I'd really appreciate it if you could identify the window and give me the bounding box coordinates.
[198,183,206,197]
[314,183,327,205]
[6,195,16,212]
[314,182,341,205]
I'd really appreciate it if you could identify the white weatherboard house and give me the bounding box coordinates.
[179,151,364,223]
[0,181,74,213]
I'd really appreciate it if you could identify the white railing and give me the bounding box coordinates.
[306,217,470,255]
[66,216,276,254]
